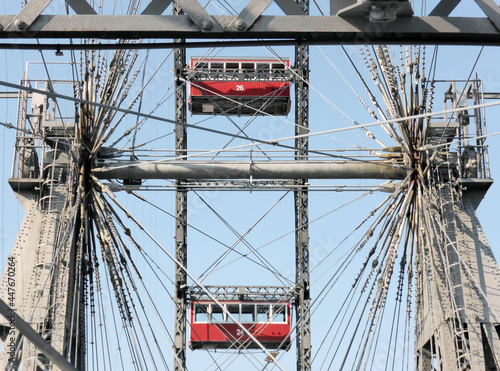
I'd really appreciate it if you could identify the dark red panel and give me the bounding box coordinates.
[189,301,292,350]
[190,81,290,98]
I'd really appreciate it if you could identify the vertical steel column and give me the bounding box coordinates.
[294,1,311,368]
[173,10,188,370]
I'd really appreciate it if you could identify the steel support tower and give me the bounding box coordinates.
[294,0,312,366]
[173,9,189,368]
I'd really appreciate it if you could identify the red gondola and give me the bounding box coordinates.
[188,57,292,116]
[189,301,292,350]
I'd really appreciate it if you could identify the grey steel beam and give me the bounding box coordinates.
[175,0,223,31]
[173,17,188,370]
[0,298,78,371]
[141,0,174,14]
[0,92,21,98]
[234,0,274,31]
[294,6,312,366]
[1,15,500,45]
[429,0,462,16]
[331,0,356,15]
[65,0,97,15]
[189,286,295,301]
[274,0,306,15]
[92,161,409,180]
[474,0,500,31]
[336,0,413,18]
[415,186,500,369]
[483,92,500,99]
[4,0,51,32]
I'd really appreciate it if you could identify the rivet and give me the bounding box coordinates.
[202,20,212,30]
[235,19,245,30]
[14,19,25,30]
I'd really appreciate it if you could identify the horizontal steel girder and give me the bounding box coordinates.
[0,15,500,45]
[92,161,408,180]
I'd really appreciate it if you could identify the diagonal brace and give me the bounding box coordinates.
[0,298,77,371]
[141,0,174,15]
[5,0,52,32]
[475,0,500,31]
[65,0,97,14]
[232,0,305,31]
[274,0,306,15]
[175,0,223,31]
[232,0,273,31]
[429,0,462,16]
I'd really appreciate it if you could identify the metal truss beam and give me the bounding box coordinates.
[295,12,312,368]
[1,15,500,45]
[189,286,295,301]
[173,26,188,371]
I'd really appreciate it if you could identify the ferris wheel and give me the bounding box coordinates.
[1,1,500,371]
